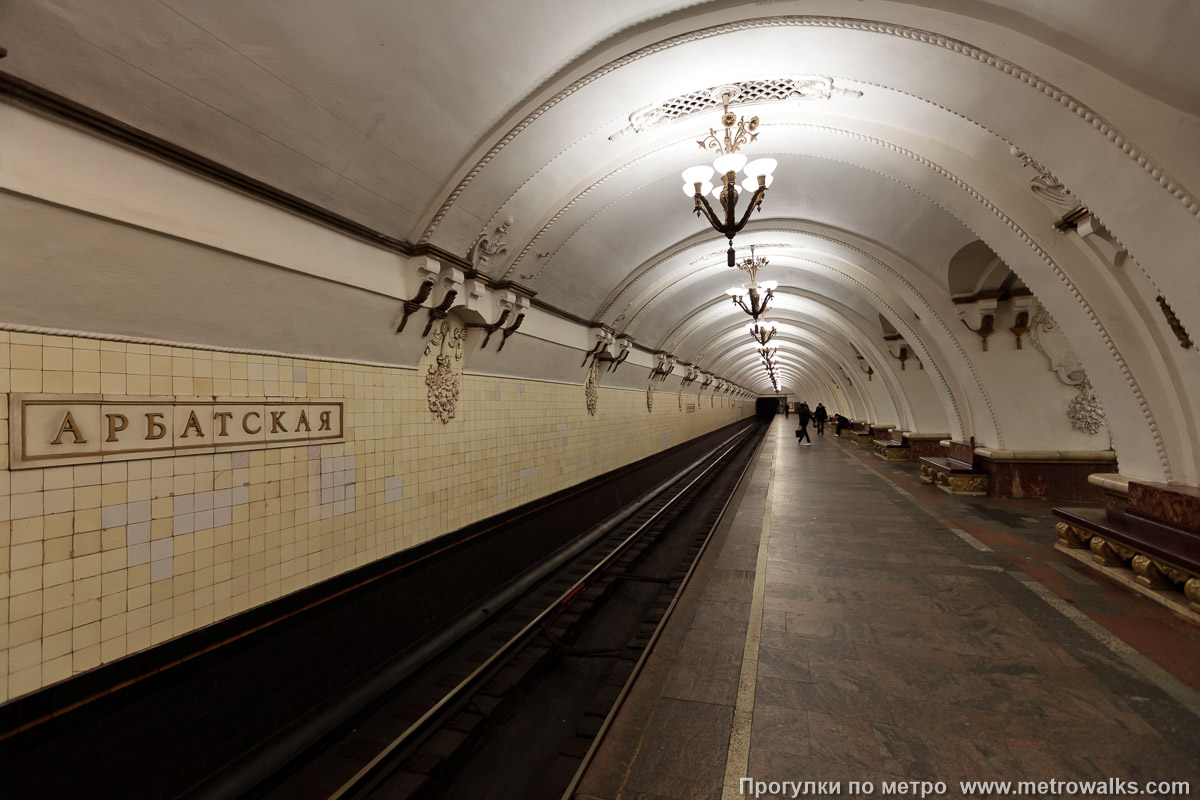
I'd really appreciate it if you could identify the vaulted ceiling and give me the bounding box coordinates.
[3,0,1198,482]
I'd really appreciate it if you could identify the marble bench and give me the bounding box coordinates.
[918,455,988,495]
[1055,500,1200,614]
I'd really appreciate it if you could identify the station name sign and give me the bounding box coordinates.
[10,395,344,469]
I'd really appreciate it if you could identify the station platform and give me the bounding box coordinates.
[576,417,1200,799]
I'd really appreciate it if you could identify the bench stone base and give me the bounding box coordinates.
[873,440,910,461]
[1054,511,1200,616]
[1054,537,1200,622]
[919,462,988,495]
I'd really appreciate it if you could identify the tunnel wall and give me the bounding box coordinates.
[0,331,754,703]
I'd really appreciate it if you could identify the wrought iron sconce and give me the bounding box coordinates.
[396,278,436,333]
[962,313,995,351]
[649,353,676,384]
[1009,310,1030,349]
[497,313,524,351]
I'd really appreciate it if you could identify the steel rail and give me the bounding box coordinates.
[558,422,769,799]
[326,425,758,800]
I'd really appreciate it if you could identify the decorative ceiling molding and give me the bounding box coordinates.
[467,216,514,274]
[607,76,862,141]
[417,15,1199,246]
[1010,147,1074,207]
[1028,305,1087,386]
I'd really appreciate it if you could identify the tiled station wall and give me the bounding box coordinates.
[0,330,753,702]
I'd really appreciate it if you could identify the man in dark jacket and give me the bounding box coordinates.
[834,414,850,437]
[795,402,812,445]
[813,403,828,435]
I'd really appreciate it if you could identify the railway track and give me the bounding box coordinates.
[254,421,766,800]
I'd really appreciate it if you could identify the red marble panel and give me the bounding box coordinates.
[906,439,945,461]
[944,440,975,464]
[979,460,1110,502]
[1128,481,1200,529]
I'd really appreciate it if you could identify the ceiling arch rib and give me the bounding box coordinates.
[460,97,1190,479]
[410,10,1200,483]
[703,331,874,419]
[660,295,908,428]
[632,243,972,438]
[422,13,1198,250]
[3,1,1197,483]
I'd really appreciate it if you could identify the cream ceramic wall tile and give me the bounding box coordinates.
[0,335,752,701]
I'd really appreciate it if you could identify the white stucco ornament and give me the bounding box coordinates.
[1010,146,1073,207]
[1028,306,1086,386]
[585,360,600,416]
[424,317,469,424]
[467,216,514,273]
[1067,380,1105,435]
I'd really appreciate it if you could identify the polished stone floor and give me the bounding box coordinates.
[577,418,1200,800]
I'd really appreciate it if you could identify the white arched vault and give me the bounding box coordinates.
[5,1,1197,482]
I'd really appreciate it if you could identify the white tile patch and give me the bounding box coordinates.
[101,503,127,529]
[119,476,258,579]
[519,466,538,486]
[120,445,369,582]
[127,500,151,523]
[127,543,151,568]
[662,429,672,447]
[556,423,568,453]
[385,475,404,503]
[127,521,151,546]
[150,537,174,581]
[494,382,501,401]
[307,451,357,518]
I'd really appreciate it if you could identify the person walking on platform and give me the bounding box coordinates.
[813,403,828,435]
[783,400,789,418]
[795,402,812,445]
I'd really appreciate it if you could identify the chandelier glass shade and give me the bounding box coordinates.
[680,88,777,266]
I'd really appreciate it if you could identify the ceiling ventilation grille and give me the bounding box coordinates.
[610,77,862,140]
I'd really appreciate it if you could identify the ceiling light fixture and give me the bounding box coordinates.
[748,320,777,346]
[725,245,776,321]
[681,86,776,266]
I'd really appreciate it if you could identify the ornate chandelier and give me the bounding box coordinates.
[726,245,776,322]
[681,87,777,266]
[748,320,777,346]
[762,348,781,391]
